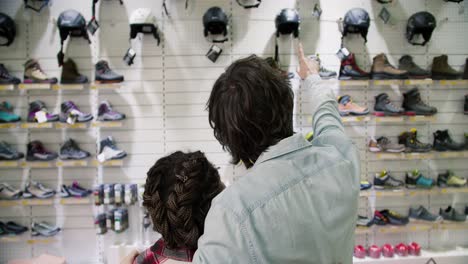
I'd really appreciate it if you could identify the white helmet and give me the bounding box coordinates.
[129,8,160,44]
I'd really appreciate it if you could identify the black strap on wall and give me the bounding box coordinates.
[24,0,49,12]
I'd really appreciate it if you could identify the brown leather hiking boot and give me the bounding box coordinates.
[24,59,58,84]
[463,58,467,80]
[61,59,88,84]
[431,55,461,80]
[371,53,408,80]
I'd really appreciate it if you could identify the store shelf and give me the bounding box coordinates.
[56,160,89,167]
[0,161,20,168]
[18,83,51,90]
[0,123,19,129]
[354,247,468,263]
[21,161,54,168]
[20,122,53,129]
[356,223,434,235]
[90,82,122,90]
[339,80,369,86]
[360,188,468,197]
[342,116,371,123]
[439,80,468,86]
[0,84,15,91]
[92,159,124,167]
[373,80,403,86]
[404,79,434,85]
[91,121,123,128]
[373,116,406,123]
[0,197,92,207]
[372,151,468,160]
[51,84,85,90]
[54,123,88,129]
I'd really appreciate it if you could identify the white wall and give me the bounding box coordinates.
[0,0,467,263]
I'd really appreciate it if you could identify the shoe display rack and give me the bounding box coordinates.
[1,0,468,263]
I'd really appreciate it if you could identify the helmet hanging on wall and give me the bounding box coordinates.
[203,7,229,43]
[24,0,49,12]
[275,8,300,38]
[57,9,90,66]
[342,8,370,42]
[236,0,261,9]
[406,11,436,46]
[129,8,160,45]
[0,13,16,46]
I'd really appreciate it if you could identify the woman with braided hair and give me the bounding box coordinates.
[132,151,225,264]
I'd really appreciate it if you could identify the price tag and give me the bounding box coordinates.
[206,45,223,63]
[87,18,100,35]
[35,111,48,123]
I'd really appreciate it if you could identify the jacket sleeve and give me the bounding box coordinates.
[192,204,254,264]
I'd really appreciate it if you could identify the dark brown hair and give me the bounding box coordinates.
[143,151,225,250]
[207,55,294,168]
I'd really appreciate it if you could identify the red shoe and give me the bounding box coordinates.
[408,242,421,256]
[382,244,394,258]
[395,243,409,256]
[354,245,366,259]
[339,53,370,80]
[368,245,382,259]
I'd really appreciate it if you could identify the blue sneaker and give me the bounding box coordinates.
[360,181,372,191]
[0,102,21,123]
[406,170,433,189]
[374,170,404,190]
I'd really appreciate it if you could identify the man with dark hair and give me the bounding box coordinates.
[193,43,360,263]
[122,44,359,264]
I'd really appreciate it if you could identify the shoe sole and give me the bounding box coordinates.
[339,110,369,116]
[94,80,124,84]
[372,73,409,80]
[23,79,57,84]
[373,111,403,117]
[59,155,89,160]
[431,73,460,80]
[338,76,369,80]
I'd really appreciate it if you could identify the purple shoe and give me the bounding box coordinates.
[26,141,58,161]
[27,100,59,123]
[97,100,126,121]
[72,181,92,195]
[59,101,93,123]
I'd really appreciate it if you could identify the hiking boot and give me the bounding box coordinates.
[59,101,93,123]
[405,169,433,189]
[26,141,58,161]
[59,139,90,160]
[95,60,124,83]
[309,55,337,79]
[23,59,57,84]
[368,136,405,153]
[374,93,404,116]
[437,170,467,187]
[27,100,59,123]
[374,170,404,189]
[409,206,442,222]
[98,136,126,162]
[439,206,466,222]
[371,53,408,80]
[463,58,468,79]
[398,129,432,152]
[97,100,126,121]
[60,59,88,84]
[398,55,430,79]
[0,64,21,84]
[0,183,22,200]
[338,53,370,80]
[0,101,21,123]
[464,95,467,115]
[433,130,464,151]
[431,55,461,80]
[402,88,437,116]
[0,141,24,160]
[338,95,369,116]
[379,210,409,225]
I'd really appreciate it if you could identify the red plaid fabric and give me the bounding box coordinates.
[133,239,195,264]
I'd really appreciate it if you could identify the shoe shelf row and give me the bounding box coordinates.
[356,221,468,236]
[360,187,468,198]
[0,121,123,129]
[371,151,468,160]
[0,234,57,244]
[334,79,468,87]
[307,115,438,125]
[0,159,124,168]
[354,247,468,264]
[0,83,122,91]
[0,197,92,207]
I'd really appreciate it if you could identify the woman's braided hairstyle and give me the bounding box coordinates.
[143,151,225,250]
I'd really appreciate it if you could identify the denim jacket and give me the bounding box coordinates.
[193,75,360,264]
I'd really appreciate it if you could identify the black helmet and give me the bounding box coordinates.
[406,11,436,46]
[236,0,261,9]
[343,8,370,42]
[57,10,90,65]
[444,0,464,2]
[275,9,300,38]
[203,7,229,43]
[24,0,49,12]
[0,13,16,46]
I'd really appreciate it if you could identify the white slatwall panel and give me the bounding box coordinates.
[0,0,467,263]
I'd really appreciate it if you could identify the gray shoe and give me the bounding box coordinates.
[374,93,404,116]
[374,170,404,189]
[409,206,442,222]
[59,139,90,160]
[309,55,337,79]
[368,137,406,153]
[95,60,124,83]
[398,55,430,79]
[0,183,22,200]
[439,206,466,222]
[31,221,61,237]
[402,88,437,116]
